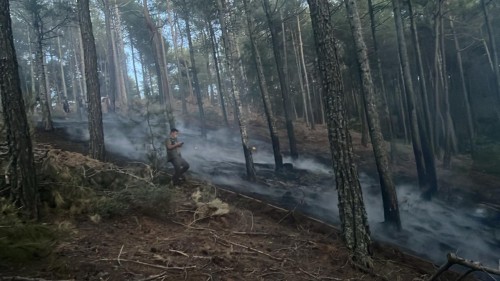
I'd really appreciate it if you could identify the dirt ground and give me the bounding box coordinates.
[0,110,488,281]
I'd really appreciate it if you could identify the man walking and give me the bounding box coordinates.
[166,128,190,185]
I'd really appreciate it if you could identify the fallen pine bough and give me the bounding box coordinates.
[428,253,500,281]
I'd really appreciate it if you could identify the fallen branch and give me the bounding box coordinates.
[298,267,342,280]
[0,276,75,281]
[99,258,196,271]
[212,234,283,261]
[428,253,500,281]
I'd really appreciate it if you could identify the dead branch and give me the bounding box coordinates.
[117,245,124,266]
[298,267,342,280]
[212,234,283,261]
[231,231,269,236]
[428,253,500,281]
[99,258,196,271]
[137,271,168,281]
[0,276,75,281]
[169,249,189,257]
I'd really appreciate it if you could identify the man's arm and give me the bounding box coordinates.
[166,141,183,150]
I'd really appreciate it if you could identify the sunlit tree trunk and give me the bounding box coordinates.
[128,30,140,97]
[243,0,283,171]
[307,0,372,267]
[262,0,298,159]
[112,0,128,112]
[32,9,53,131]
[183,5,206,138]
[208,20,229,127]
[103,0,117,111]
[0,0,39,219]
[77,0,105,160]
[166,1,188,115]
[143,0,175,129]
[57,33,68,100]
[344,0,401,229]
[216,0,256,181]
[297,15,314,130]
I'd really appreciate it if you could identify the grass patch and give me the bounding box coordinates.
[472,142,500,176]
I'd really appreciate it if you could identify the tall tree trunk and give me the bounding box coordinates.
[243,0,283,171]
[291,30,308,124]
[103,0,117,111]
[262,0,298,159]
[408,0,434,152]
[0,0,39,219]
[33,11,53,131]
[112,0,128,112]
[129,30,140,97]
[208,20,229,127]
[297,16,315,129]
[307,0,372,267]
[481,0,500,104]
[450,18,474,150]
[78,0,106,161]
[166,1,187,115]
[184,9,207,137]
[344,0,401,229]
[143,0,175,129]
[391,0,433,193]
[216,0,256,181]
[57,33,68,100]
[439,3,453,169]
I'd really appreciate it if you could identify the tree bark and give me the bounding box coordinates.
[184,8,207,138]
[103,0,117,111]
[0,0,39,219]
[57,33,68,100]
[143,0,175,129]
[450,18,474,151]
[391,0,434,194]
[481,0,500,104]
[216,0,256,181]
[307,0,373,267]
[408,0,434,151]
[32,10,53,131]
[243,0,283,171]
[78,0,106,161]
[262,0,298,159]
[297,16,315,130]
[208,20,229,127]
[344,0,401,230]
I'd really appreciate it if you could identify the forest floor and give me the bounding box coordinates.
[1,107,494,281]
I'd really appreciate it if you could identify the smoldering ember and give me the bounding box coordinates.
[0,0,499,280]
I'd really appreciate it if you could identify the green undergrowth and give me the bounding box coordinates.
[0,198,62,264]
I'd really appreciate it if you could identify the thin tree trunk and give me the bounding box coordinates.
[216,0,256,181]
[450,18,474,150]
[33,12,53,131]
[113,0,128,111]
[77,26,87,101]
[408,0,434,152]
[166,1,187,115]
[291,30,308,124]
[103,0,117,111]
[297,16,315,130]
[481,0,500,103]
[184,7,207,138]
[344,0,401,229]
[208,20,229,127]
[262,0,298,159]
[0,0,39,219]
[243,0,283,171]
[391,0,432,193]
[129,30,140,97]
[57,33,68,100]
[307,0,372,267]
[143,0,175,129]
[439,3,452,169]
[78,0,106,161]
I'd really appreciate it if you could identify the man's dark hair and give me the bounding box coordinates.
[170,128,179,133]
